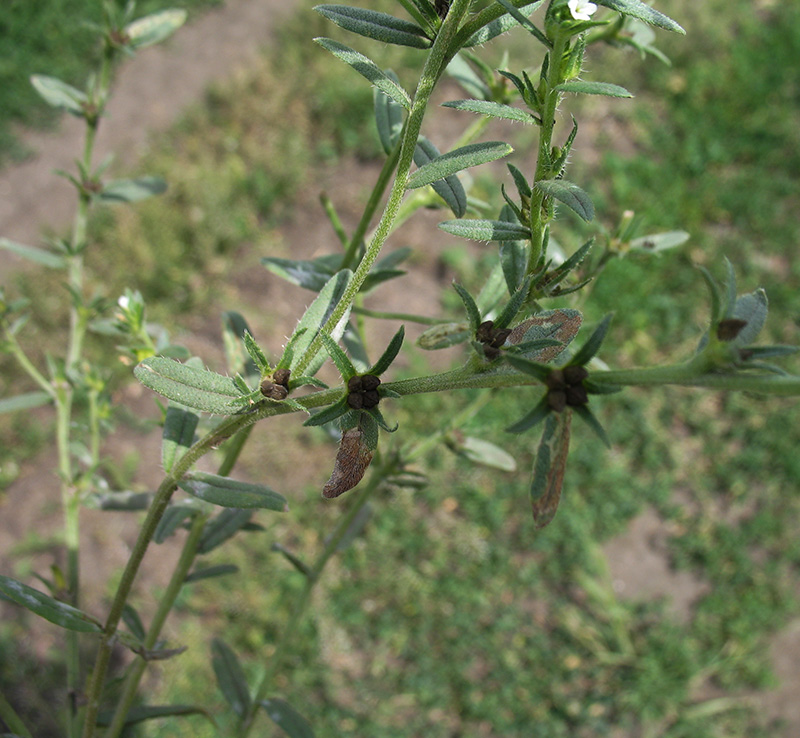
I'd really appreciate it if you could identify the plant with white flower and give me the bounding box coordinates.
[568,0,598,21]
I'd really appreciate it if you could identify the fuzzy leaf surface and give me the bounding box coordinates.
[0,238,65,269]
[314,4,431,48]
[554,80,633,98]
[30,75,86,115]
[439,219,531,242]
[441,99,536,124]
[180,472,287,512]
[535,179,594,221]
[261,698,316,738]
[407,141,513,189]
[100,177,168,204]
[596,0,685,34]
[125,9,187,48]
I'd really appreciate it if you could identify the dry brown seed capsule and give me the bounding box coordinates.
[260,379,275,397]
[476,320,495,343]
[491,328,512,349]
[362,390,380,409]
[361,374,381,391]
[273,368,291,387]
[347,375,364,392]
[548,389,567,412]
[563,365,589,385]
[347,392,364,410]
[565,384,588,407]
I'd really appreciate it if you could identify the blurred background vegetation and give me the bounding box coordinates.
[1,0,799,736]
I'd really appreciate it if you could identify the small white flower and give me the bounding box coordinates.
[117,295,130,310]
[568,0,598,21]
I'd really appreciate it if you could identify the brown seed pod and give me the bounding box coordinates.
[545,368,566,390]
[269,384,288,401]
[260,379,275,397]
[322,428,374,498]
[565,384,588,407]
[476,320,495,343]
[347,375,364,393]
[273,368,291,387]
[547,389,567,413]
[490,328,512,349]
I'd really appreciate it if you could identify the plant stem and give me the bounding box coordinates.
[103,514,208,738]
[240,459,390,736]
[0,689,34,738]
[293,0,473,376]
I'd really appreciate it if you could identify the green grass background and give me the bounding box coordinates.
[1,0,800,736]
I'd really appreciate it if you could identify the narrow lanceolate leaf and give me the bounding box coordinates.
[198,509,253,554]
[462,1,546,46]
[0,391,52,414]
[595,0,685,34]
[407,141,513,189]
[135,357,253,415]
[570,313,614,367]
[314,4,431,48]
[529,410,572,528]
[416,322,471,350]
[96,704,215,728]
[441,99,536,124]
[0,238,65,269]
[261,698,316,738]
[30,75,87,116]
[0,575,102,633]
[314,39,411,109]
[162,404,199,473]
[439,219,531,242]
[535,179,594,222]
[414,137,466,218]
[125,9,188,48]
[453,283,482,332]
[508,309,583,363]
[211,639,252,719]
[369,325,405,376]
[100,176,167,203]
[374,73,405,154]
[319,331,357,380]
[180,472,288,512]
[448,436,517,472]
[287,269,354,375]
[554,80,633,98]
[185,564,239,583]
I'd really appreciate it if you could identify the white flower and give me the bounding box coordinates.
[117,295,130,310]
[568,0,598,21]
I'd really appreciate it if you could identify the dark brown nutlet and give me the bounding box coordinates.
[545,369,566,390]
[547,389,567,413]
[565,384,588,407]
[361,374,381,391]
[362,390,380,409]
[273,368,291,387]
[476,320,495,343]
[490,328,512,349]
[347,375,364,393]
[347,392,364,410]
[260,379,275,397]
[563,365,589,385]
[269,385,288,401]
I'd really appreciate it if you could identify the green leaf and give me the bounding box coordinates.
[0,575,102,633]
[154,503,198,543]
[180,472,288,512]
[89,490,151,511]
[570,314,614,366]
[99,176,167,204]
[122,604,146,643]
[0,391,52,414]
[416,322,471,350]
[628,230,689,253]
[125,9,188,48]
[462,1,546,46]
[453,283,482,332]
[198,509,254,554]
[731,289,768,346]
[493,0,549,47]
[374,70,405,154]
[135,357,254,415]
[439,219,531,242]
[369,325,406,376]
[314,4,431,48]
[303,396,350,427]
[554,80,633,98]
[30,75,86,116]
[287,269,354,375]
[445,54,491,100]
[529,410,572,528]
[535,179,594,221]
[243,331,270,374]
[447,436,517,471]
[505,355,552,383]
[494,276,532,331]
[407,141,513,190]
[595,0,685,34]
[414,137,467,218]
[185,564,239,583]
[572,404,611,448]
[441,99,536,124]
[96,704,214,728]
[260,698,316,738]
[0,238,65,269]
[506,395,550,434]
[262,254,341,292]
[314,38,411,109]
[211,639,252,719]
[161,404,199,473]
[320,332,357,380]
